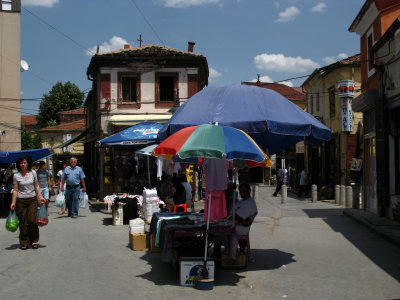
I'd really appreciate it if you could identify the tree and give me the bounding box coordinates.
[21,125,41,150]
[37,81,85,128]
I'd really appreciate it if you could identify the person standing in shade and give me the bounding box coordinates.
[61,157,86,219]
[10,156,45,250]
[273,165,285,197]
[297,167,310,198]
[57,162,68,215]
[36,161,53,213]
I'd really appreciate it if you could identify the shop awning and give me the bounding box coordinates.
[0,148,51,164]
[54,130,87,149]
[109,114,172,126]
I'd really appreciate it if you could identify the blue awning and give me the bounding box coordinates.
[0,148,51,164]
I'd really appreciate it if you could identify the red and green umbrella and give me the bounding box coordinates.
[153,124,273,168]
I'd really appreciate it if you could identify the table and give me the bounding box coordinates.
[150,212,234,263]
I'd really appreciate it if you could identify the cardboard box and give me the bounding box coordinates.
[129,233,148,251]
[179,258,214,286]
[112,207,123,226]
[149,233,161,252]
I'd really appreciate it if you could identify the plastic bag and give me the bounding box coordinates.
[55,192,65,207]
[5,210,19,232]
[79,192,88,209]
[37,205,48,227]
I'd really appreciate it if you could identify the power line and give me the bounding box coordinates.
[128,0,165,45]
[23,8,95,55]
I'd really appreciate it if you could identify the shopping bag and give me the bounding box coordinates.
[79,192,88,209]
[55,192,65,207]
[49,187,55,196]
[5,210,19,232]
[37,205,49,227]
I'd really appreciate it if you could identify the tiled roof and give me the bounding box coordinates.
[39,119,86,132]
[242,82,305,100]
[96,44,203,57]
[21,115,37,126]
[58,108,85,115]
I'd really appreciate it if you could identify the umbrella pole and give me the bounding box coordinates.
[202,191,212,278]
[232,168,237,226]
[146,155,151,187]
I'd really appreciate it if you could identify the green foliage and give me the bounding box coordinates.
[21,124,42,150]
[37,81,84,128]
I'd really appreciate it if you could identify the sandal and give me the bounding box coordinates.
[21,245,28,250]
[58,211,64,215]
[31,243,38,249]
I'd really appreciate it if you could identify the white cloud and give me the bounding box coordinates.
[160,0,219,8]
[86,36,130,55]
[275,6,300,23]
[311,3,327,13]
[254,53,320,73]
[323,53,348,65]
[22,0,59,7]
[251,75,273,83]
[278,81,294,87]
[209,68,222,80]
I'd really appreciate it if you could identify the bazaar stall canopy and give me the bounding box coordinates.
[0,148,51,164]
[96,121,163,148]
[157,84,331,155]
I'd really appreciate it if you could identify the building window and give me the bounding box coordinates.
[316,92,320,113]
[310,95,314,114]
[155,72,178,108]
[366,26,375,78]
[329,86,335,118]
[1,0,12,10]
[118,73,140,108]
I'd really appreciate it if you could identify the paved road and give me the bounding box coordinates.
[1,187,399,300]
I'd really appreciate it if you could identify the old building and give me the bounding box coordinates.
[0,0,21,151]
[84,42,208,198]
[349,0,400,216]
[302,54,362,189]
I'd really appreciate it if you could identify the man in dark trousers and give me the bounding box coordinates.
[273,165,285,197]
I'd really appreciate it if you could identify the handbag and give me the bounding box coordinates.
[5,210,19,232]
[37,205,49,227]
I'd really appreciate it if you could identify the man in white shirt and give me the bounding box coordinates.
[229,183,257,260]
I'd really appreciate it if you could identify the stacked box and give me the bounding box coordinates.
[129,218,144,234]
[142,188,160,222]
[112,206,123,226]
[129,233,148,251]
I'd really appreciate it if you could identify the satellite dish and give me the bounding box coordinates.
[20,60,29,72]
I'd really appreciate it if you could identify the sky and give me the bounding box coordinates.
[19,0,365,115]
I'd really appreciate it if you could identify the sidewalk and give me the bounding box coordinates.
[343,208,400,247]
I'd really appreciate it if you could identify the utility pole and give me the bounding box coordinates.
[137,34,143,47]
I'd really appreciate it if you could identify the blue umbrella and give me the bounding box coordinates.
[158,84,331,154]
[97,121,163,147]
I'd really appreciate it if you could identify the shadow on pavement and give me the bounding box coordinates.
[303,208,400,283]
[5,243,48,250]
[102,217,113,226]
[136,248,295,286]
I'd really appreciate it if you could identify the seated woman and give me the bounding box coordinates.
[227,183,257,261]
[164,176,186,212]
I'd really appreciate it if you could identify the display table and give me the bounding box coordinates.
[150,212,234,262]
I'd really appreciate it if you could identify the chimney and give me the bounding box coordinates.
[96,45,100,54]
[188,41,195,52]
[124,44,130,49]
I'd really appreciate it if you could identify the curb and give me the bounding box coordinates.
[88,200,111,214]
[343,208,400,248]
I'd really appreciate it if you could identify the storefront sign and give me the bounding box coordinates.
[341,97,353,132]
[104,148,113,184]
[338,80,355,98]
[296,141,304,153]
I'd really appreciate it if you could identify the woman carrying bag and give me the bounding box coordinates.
[10,156,45,250]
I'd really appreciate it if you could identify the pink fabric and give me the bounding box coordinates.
[204,190,227,222]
